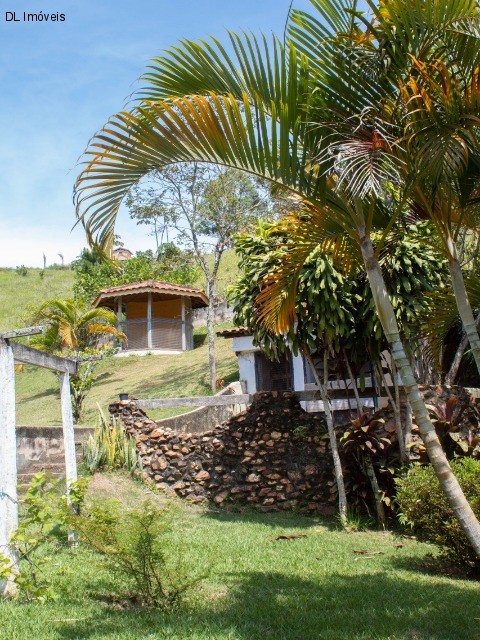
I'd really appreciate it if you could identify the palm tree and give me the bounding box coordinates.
[399,58,480,377]
[32,298,124,353]
[74,0,480,554]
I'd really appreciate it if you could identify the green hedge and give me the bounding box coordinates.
[396,459,480,572]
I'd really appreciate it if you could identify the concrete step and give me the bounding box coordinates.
[18,471,64,484]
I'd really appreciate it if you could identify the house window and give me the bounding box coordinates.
[303,352,324,384]
[254,352,293,391]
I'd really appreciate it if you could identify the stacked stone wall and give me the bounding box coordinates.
[110,392,338,514]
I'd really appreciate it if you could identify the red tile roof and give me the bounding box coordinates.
[93,280,209,308]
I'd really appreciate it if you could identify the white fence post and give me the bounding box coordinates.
[0,338,18,594]
[59,372,78,544]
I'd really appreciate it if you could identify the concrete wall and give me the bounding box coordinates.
[16,426,93,481]
[192,301,233,328]
[155,382,244,434]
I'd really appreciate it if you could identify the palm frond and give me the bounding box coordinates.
[75,91,325,251]
[140,32,311,124]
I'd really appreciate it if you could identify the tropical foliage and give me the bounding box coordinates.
[31,297,125,422]
[397,458,480,572]
[231,219,447,373]
[32,298,123,352]
[73,0,480,555]
[82,410,141,476]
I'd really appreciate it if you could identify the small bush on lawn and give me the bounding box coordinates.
[71,499,204,610]
[396,458,480,572]
[0,472,88,601]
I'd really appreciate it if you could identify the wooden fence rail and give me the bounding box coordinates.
[137,387,480,410]
[137,388,382,410]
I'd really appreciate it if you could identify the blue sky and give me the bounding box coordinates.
[0,0,316,267]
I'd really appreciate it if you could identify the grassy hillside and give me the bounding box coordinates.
[4,254,240,427]
[0,250,238,333]
[1,471,479,640]
[192,249,239,299]
[0,267,74,332]
[15,324,238,426]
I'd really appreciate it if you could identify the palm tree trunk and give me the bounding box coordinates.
[305,351,348,528]
[358,225,480,556]
[448,258,480,378]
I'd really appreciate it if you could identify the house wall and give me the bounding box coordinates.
[238,352,257,393]
[121,298,186,353]
[228,337,379,412]
[230,336,306,395]
[125,298,183,320]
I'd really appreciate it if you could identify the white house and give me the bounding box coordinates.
[217,327,381,412]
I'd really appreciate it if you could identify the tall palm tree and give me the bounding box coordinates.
[291,0,480,376]
[74,0,480,553]
[399,58,480,376]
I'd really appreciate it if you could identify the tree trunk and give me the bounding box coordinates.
[358,225,480,556]
[445,312,480,385]
[206,279,217,393]
[343,349,361,416]
[404,399,413,456]
[305,351,348,528]
[448,257,480,377]
[365,458,387,528]
[375,360,406,464]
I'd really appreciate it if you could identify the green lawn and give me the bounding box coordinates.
[15,324,238,426]
[1,471,479,640]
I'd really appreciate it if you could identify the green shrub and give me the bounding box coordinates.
[71,499,203,609]
[0,472,88,601]
[396,459,480,571]
[15,265,28,277]
[82,410,141,476]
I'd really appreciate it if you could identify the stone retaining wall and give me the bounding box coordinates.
[110,392,338,514]
[109,384,480,515]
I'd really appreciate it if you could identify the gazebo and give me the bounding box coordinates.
[93,280,209,354]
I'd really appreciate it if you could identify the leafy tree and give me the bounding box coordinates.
[232,219,447,501]
[126,186,171,249]
[125,164,269,392]
[72,246,199,304]
[74,1,480,553]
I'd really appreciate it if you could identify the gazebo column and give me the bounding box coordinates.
[147,293,153,350]
[116,297,123,329]
[116,297,124,351]
[181,298,187,351]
